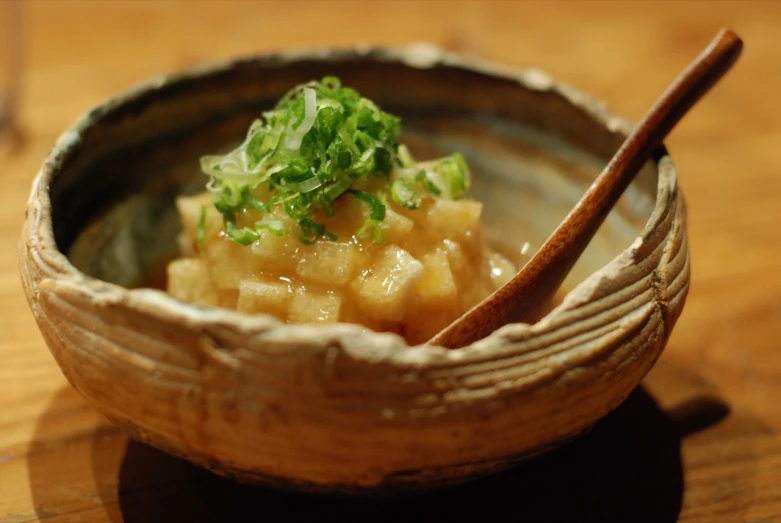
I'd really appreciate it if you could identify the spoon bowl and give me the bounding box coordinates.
[20,45,689,494]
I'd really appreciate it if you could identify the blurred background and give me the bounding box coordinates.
[3,1,775,143]
[2,2,780,522]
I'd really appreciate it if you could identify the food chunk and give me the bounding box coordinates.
[295,242,358,286]
[413,248,457,305]
[250,227,300,271]
[442,239,468,275]
[175,194,221,255]
[236,278,291,319]
[289,287,342,323]
[351,246,424,322]
[424,199,483,239]
[380,207,414,244]
[205,237,259,290]
[167,258,219,306]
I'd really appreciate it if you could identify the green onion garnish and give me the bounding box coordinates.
[196,205,206,255]
[199,76,472,247]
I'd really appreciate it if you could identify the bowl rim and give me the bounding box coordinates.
[21,43,679,358]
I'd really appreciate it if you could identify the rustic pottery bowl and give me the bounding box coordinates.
[19,45,689,494]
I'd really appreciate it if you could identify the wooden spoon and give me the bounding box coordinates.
[430,28,743,349]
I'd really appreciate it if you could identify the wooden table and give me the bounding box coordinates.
[2,2,780,521]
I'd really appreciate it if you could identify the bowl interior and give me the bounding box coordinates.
[53,52,657,297]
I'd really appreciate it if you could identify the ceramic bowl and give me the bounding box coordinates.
[19,45,689,494]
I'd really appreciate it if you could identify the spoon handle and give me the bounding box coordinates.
[431,28,743,349]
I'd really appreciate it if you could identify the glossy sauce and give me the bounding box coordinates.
[167,189,525,345]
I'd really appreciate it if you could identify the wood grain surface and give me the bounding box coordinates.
[1,1,779,522]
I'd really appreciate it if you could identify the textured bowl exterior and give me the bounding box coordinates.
[19,46,689,493]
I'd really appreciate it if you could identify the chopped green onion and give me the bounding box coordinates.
[432,152,471,199]
[199,76,473,247]
[323,176,352,201]
[299,218,336,244]
[225,219,261,246]
[196,205,206,255]
[390,178,422,209]
[255,219,289,236]
[356,219,385,245]
[285,176,322,193]
[348,189,386,221]
[397,144,415,167]
[315,191,336,217]
[416,170,442,197]
[283,87,317,150]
